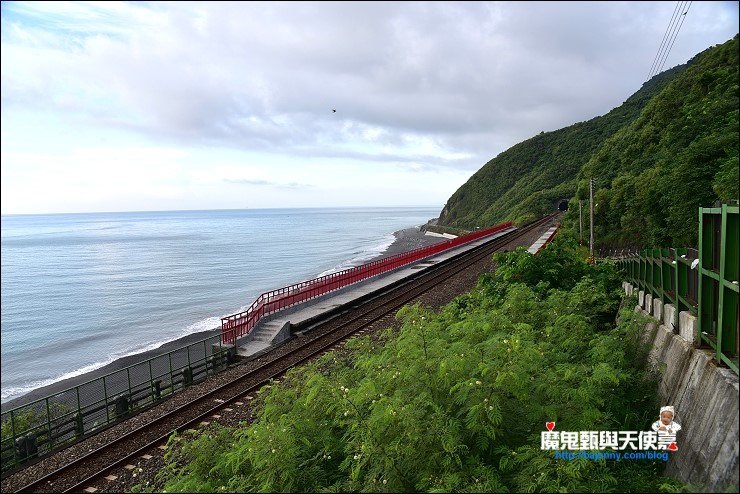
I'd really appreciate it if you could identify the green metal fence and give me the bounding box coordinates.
[615,203,739,375]
[1,332,235,476]
[697,204,739,373]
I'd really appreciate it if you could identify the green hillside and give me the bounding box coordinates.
[438,65,685,228]
[439,35,739,249]
[578,35,739,247]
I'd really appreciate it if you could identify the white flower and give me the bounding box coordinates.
[344,410,349,416]
[383,479,388,485]
[272,448,276,453]
[354,454,360,460]
[476,380,482,385]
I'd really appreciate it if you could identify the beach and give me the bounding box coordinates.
[1,224,447,412]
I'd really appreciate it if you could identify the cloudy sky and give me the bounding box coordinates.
[1,1,737,215]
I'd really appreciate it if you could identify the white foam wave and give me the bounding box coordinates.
[317,233,395,277]
[2,358,116,403]
[1,314,225,404]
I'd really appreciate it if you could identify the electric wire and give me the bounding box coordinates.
[647,1,682,80]
[654,1,689,77]
[657,1,692,75]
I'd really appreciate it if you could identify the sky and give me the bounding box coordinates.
[1,1,738,215]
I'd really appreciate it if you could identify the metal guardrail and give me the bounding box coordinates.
[1,220,515,476]
[616,247,699,327]
[221,221,514,343]
[1,333,233,475]
[614,204,738,374]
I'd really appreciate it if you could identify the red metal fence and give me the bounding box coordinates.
[539,225,560,252]
[221,221,514,343]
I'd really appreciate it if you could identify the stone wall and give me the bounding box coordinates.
[624,282,739,492]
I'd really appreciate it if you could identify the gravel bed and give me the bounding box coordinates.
[2,217,555,493]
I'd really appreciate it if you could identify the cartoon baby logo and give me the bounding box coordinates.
[651,405,681,451]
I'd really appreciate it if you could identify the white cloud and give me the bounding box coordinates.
[1,1,737,214]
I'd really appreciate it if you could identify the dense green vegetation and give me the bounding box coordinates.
[440,35,739,249]
[438,65,685,228]
[147,239,686,493]
[576,35,739,247]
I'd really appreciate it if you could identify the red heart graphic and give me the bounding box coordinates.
[546,421,555,431]
[668,442,678,451]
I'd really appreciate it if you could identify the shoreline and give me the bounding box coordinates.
[1,222,446,412]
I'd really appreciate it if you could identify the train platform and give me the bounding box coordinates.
[233,225,518,359]
[527,225,558,254]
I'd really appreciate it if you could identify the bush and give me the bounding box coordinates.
[153,237,684,493]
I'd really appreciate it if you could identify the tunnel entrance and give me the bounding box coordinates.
[557,200,569,212]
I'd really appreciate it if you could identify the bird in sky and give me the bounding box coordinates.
[332,109,336,112]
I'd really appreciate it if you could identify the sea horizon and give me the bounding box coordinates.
[1,204,444,218]
[1,206,441,404]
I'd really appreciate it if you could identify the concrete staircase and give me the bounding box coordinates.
[235,319,291,358]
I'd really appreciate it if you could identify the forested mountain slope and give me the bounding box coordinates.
[580,35,738,247]
[439,35,739,249]
[438,66,685,228]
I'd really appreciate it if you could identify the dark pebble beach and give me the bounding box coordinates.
[1,223,448,412]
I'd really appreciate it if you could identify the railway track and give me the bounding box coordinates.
[13,214,555,493]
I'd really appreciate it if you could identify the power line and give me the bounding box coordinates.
[653,1,689,77]
[647,1,682,81]
[657,1,692,75]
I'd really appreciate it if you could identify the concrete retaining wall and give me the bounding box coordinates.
[624,283,739,491]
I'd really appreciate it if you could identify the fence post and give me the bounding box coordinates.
[697,207,705,345]
[716,204,727,363]
[168,353,174,394]
[75,412,84,437]
[148,359,154,402]
[204,340,209,374]
[10,409,18,465]
[45,397,52,449]
[674,248,680,329]
[103,376,110,423]
[76,386,82,436]
[126,367,133,408]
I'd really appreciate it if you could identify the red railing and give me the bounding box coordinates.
[539,224,560,252]
[221,221,514,343]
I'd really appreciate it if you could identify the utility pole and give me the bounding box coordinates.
[589,178,595,260]
[579,200,583,245]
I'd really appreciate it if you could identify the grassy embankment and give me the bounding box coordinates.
[142,236,691,493]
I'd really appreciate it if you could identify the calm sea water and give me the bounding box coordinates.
[0,207,439,403]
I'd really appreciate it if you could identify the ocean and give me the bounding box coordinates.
[0,207,439,404]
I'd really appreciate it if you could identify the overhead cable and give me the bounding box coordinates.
[657,1,692,75]
[647,1,682,81]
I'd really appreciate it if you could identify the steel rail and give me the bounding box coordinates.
[15,214,555,493]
